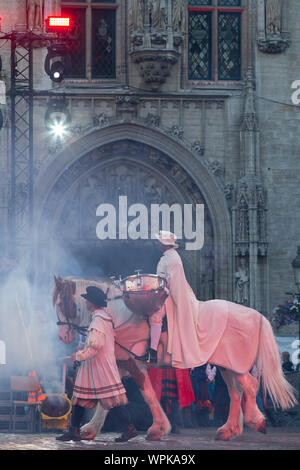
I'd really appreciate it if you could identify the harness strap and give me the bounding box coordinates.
[56,321,89,337]
[114,341,149,362]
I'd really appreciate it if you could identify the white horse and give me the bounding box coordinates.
[53,276,297,441]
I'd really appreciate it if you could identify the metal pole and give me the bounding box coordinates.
[29,35,34,231]
[28,35,35,283]
[10,33,16,246]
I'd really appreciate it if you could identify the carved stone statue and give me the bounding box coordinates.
[150,0,167,30]
[265,0,281,35]
[53,0,61,16]
[130,0,145,32]
[27,0,44,29]
[173,0,185,32]
[234,258,249,305]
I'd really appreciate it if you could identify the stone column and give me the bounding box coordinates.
[235,68,268,311]
[44,0,61,19]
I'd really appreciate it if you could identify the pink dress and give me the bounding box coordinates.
[156,248,262,373]
[73,310,126,402]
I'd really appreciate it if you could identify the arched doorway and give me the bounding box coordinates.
[35,124,232,300]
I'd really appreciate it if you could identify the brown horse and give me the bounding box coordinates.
[53,275,297,441]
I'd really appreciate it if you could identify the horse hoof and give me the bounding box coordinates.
[80,432,96,440]
[146,434,162,441]
[215,431,231,441]
[256,420,267,434]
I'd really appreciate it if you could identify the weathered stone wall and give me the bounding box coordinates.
[0,0,299,319]
[256,0,300,314]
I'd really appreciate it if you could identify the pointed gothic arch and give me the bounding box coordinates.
[35,122,232,300]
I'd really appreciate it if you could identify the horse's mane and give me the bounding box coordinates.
[52,277,77,320]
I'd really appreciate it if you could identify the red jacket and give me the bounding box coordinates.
[148,368,195,408]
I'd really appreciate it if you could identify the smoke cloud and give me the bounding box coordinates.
[0,235,84,394]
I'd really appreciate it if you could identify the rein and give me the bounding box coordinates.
[56,320,146,361]
[114,340,148,362]
[56,320,89,337]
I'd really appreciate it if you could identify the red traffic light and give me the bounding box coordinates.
[46,16,71,32]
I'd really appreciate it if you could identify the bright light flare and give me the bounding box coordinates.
[49,119,69,139]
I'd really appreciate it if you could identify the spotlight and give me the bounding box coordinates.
[44,44,71,83]
[48,117,68,139]
[45,97,71,138]
[49,61,65,83]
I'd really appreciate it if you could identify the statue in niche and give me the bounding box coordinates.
[265,0,281,35]
[150,0,167,30]
[130,0,145,32]
[143,175,162,204]
[173,0,185,32]
[52,0,61,15]
[234,258,249,305]
[27,0,44,29]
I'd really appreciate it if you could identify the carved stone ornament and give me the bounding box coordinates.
[208,161,225,179]
[131,49,179,91]
[144,112,160,127]
[116,95,140,120]
[257,34,290,54]
[93,112,112,128]
[168,124,184,140]
[191,140,205,157]
[257,0,290,53]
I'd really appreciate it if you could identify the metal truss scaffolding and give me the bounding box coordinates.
[9,32,34,244]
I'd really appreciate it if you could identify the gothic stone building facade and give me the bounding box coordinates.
[0,0,299,321]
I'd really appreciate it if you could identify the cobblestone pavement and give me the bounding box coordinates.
[0,427,299,451]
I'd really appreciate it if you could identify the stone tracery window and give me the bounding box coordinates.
[61,0,117,79]
[188,0,244,82]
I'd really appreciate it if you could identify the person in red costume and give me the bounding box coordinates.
[148,367,195,433]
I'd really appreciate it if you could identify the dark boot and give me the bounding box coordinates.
[56,405,85,441]
[115,424,138,442]
[182,406,194,428]
[56,426,81,442]
[265,408,278,427]
[147,348,158,364]
[170,399,181,434]
[113,406,138,442]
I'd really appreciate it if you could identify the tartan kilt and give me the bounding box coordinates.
[161,369,178,415]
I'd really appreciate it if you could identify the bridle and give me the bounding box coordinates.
[56,318,89,337]
[55,289,148,362]
[55,299,89,338]
[55,287,122,338]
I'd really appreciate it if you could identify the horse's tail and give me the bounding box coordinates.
[256,315,298,410]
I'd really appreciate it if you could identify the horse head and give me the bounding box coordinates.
[53,275,78,344]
